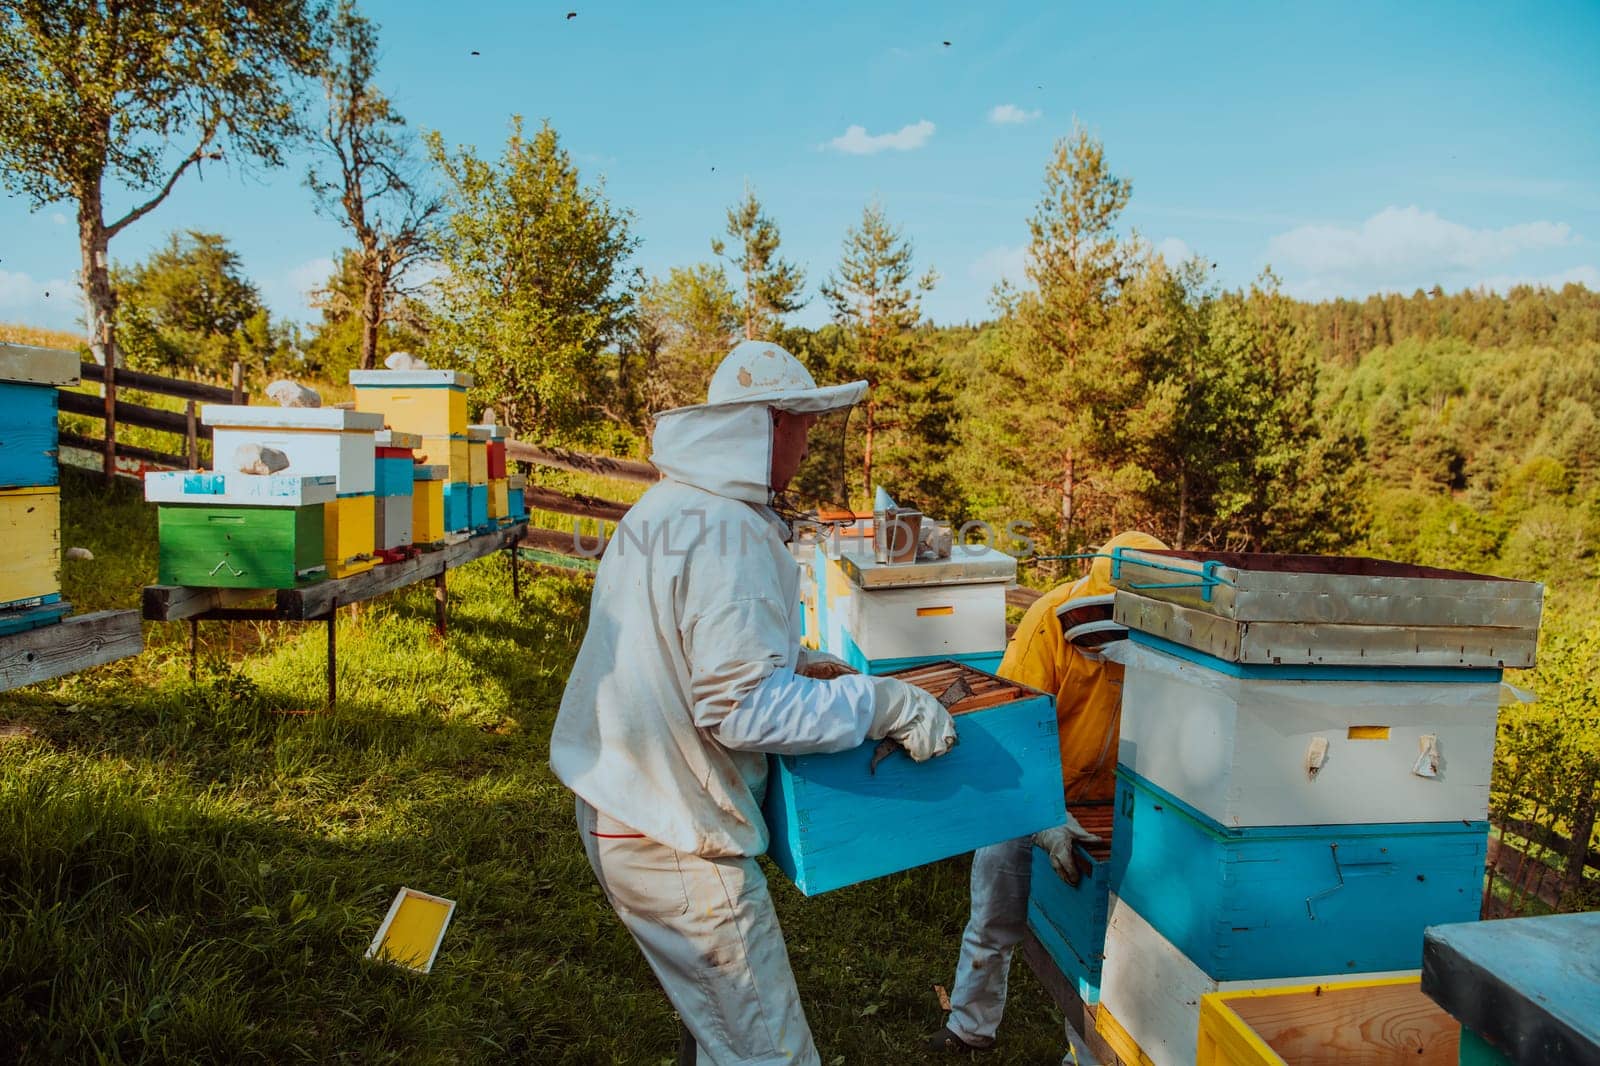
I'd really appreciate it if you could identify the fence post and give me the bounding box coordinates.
[231,360,244,405]
[102,327,117,483]
[185,400,199,468]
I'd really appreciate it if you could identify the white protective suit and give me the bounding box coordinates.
[551,341,953,1065]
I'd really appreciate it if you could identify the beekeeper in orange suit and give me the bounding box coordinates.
[926,531,1168,1055]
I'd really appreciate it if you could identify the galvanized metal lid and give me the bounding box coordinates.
[837,544,1018,589]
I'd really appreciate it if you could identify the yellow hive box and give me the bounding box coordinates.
[1,485,60,606]
[1197,975,1457,1066]
[412,479,446,545]
[418,435,469,482]
[351,382,468,438]
[467,427,489,485]
[488,477,508,519]
[324,495,377,578]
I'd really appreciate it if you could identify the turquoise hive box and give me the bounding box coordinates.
[1109,765,1487,981]
[764,661,1065,896]
[1025,804,1115,1005]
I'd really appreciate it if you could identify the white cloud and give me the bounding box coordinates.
[50,212,68,226]
[1267,205,1583,298]
[1472,264,1600,293]
[1155,237,1194,265]
[827,119,935,155]
[0,268,80,330]
[988,104,1040,125]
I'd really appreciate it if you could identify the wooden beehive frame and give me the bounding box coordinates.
[890,660,1033,716]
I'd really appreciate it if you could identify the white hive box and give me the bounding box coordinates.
[833,543,1014,673]
[1117,639,1501,828]
[1096,893,1414,1066]
[143,472,338,507]
[203,406,384,497]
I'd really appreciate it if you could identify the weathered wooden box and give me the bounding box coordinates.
[469,423,508,479]
[419,434,469,481]
[324,494,376,578]
[1,485,61,610]
[1198,975,1458,1066]
[157,503,327,588]
[1118,637,1503,828]
[1109,549,1543,670]
[1097,892,1419,1066]
[144,472,337,506]
[412,465,447,546]
[1110,766,1486,982]
[350,369,472,438]
[1025,804,1114,1005]
[763,662,1065,896]
[204,406,384,496]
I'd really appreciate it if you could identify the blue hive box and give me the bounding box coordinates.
[442,482,471,533]
[468,483,489,530]
[1110,765,1487,981]
[1026,805,1115,1005]
[0,381,61,490]
[764,661,1065,896]
[374,456,414,497]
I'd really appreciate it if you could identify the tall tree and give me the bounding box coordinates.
[713,186,805,339]
[426,117,639,441]
[112,230,287,377]
[302,248,426,379]
[0,0,326,366]
[820,202,952,510]
[306,1,439,371]
[1019,125,1134,543]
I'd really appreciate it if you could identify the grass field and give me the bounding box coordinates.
[0,467,1069,1064]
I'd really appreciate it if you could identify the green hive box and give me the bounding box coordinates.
[157,504,328,588]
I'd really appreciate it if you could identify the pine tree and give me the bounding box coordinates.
[713,186,806,340]
[820,202,954,512]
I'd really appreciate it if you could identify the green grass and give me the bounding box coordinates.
[1,468,1068,1063]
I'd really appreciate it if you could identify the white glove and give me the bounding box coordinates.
[795,649,857,680]
[866,676,957,762]
[1033,811,1102,886]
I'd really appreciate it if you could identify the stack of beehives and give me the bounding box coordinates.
[373,430,419,561]
[1078,549,1542,1066]
[350,369,473,537]
[0,344,78,632]
[201,406,384,579]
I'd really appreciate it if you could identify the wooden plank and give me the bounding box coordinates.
[523,484,631,522]
[520,525,606,558]
[279,522,526,620]
[60,388,210,439]
[1219,979,1459,1065]
[142,584,271,622]
[60,432,189,472]
[504,439,658,484]
[0,609,143,692]
[1021,930,1118,1066]
[79,361,237,404]
[1007,585,1042,609]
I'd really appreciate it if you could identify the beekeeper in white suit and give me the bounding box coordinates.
[551,340,959,1065]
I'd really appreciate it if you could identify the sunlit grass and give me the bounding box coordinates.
[1,463,1069,1063]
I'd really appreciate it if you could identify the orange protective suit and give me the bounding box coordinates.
[996,531,1167,804]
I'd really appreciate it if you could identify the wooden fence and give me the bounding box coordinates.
[63,360,245,480]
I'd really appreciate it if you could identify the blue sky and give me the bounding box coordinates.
[4,0,1598,334]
